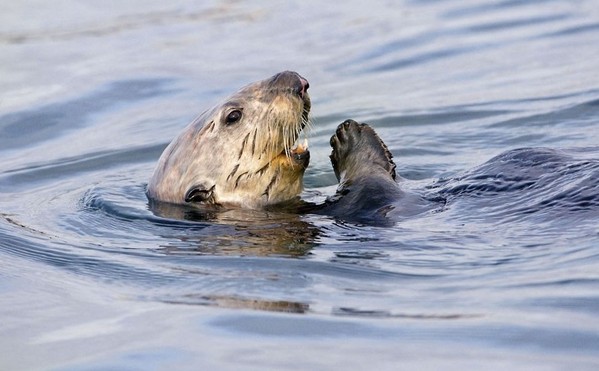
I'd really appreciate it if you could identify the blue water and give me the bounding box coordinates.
[2,1,599,369]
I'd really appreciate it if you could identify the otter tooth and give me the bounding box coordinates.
[290,137,308,152]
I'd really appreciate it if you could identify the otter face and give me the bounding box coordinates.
[147,71,311,209]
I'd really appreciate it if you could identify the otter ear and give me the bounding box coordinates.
[185,184,215,204]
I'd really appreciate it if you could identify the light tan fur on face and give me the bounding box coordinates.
[147,71,311,209]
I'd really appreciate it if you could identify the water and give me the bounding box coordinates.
[2,0,599,369]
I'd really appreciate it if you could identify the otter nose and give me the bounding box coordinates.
[290,74,309,99]
[271,71,310,98]
[297,76,310,99]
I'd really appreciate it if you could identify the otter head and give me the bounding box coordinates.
[147,71,311,209]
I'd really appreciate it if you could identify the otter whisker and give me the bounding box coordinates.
[288,122,294,155]
[302,114,313,135]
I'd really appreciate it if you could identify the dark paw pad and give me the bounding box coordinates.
[330,119,361,157]
[329,120,396,182]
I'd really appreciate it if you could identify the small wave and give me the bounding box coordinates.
[0,79,176,152]
[434,147,599,224]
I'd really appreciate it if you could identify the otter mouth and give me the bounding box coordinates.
[276,125,310,168]
[269,73,311,169]
[283,91,311,167]
[287,138,310,166]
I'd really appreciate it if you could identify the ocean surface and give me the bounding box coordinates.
[2,1,599,369]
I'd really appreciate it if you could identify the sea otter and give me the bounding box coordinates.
[147,71,431,221]
[147,71,311,209]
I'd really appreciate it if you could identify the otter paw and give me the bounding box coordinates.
[329,119,362,175]
[329,119,396,182]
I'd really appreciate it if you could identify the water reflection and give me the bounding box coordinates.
[162,294,310,314]
[148,199,320,257]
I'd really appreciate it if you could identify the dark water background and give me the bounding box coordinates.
[2,1,599,369]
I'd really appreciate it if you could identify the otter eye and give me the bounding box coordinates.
[225,109,242,125]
